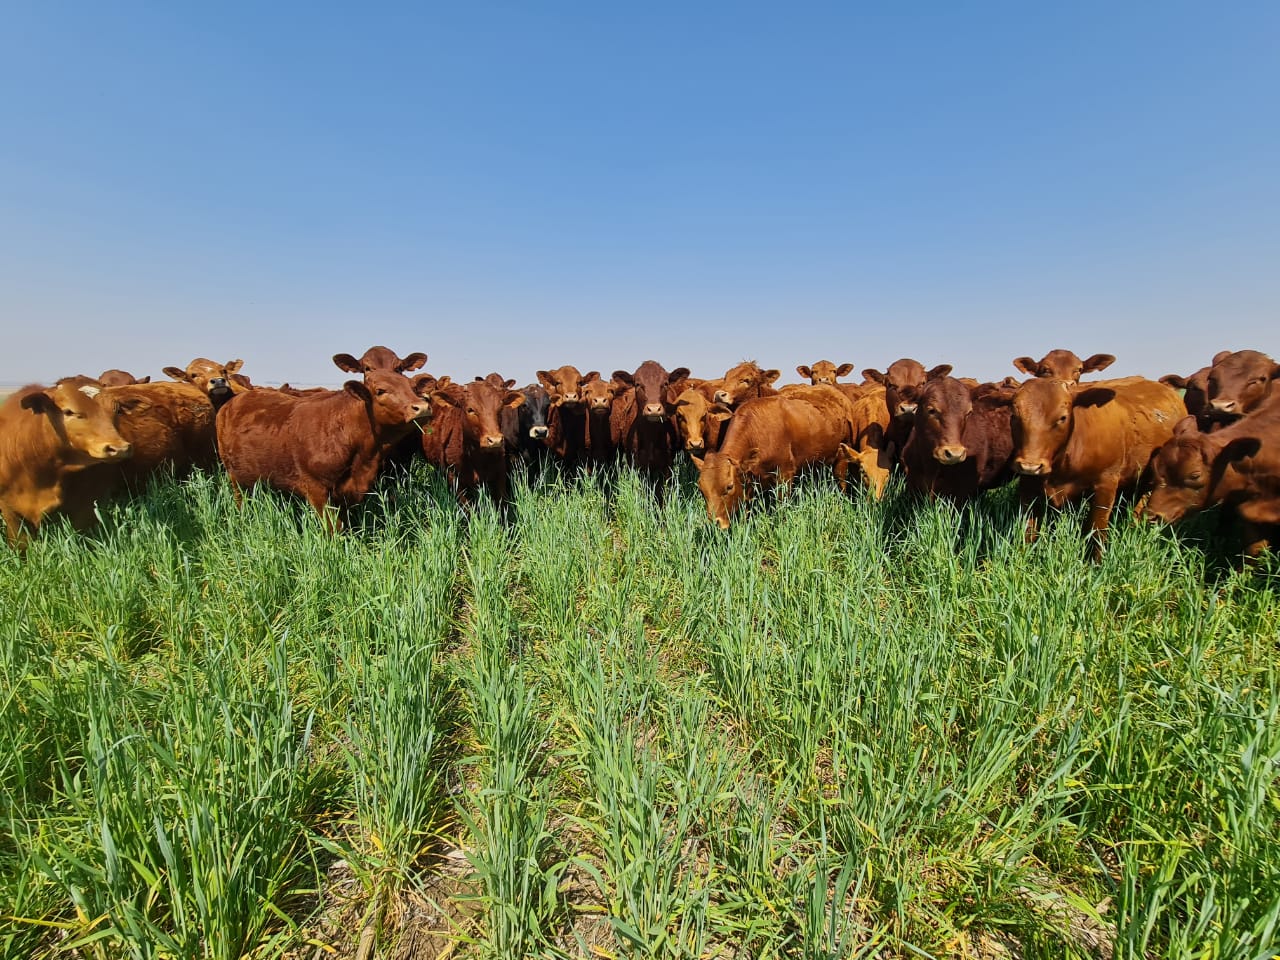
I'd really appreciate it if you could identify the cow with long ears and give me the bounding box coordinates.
[216,369,430,529]
[538,365,596,469]
[899,377,1016,503]
[797,361,855,387]
[164,358,247,409]
[333,346,428,375]
[1205,349,1278,422]
[422,378,526,504]
[1010,376,1184,558]
[713,361,780,407]
[1012,350,1115,382]
[862,359,952,455]
[0,382,136,545]
[612,361,691,484]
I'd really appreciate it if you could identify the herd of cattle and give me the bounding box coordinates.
[1,346,1277,560]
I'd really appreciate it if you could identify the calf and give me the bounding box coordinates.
[797,361,854,386]
[1144,409,1280,560]
[672,388,732,456]
[612,361,692,484]
[1012,350,1115,382]
[1205,349,1278,422]
[0,382,134,545]
[164,358,248,410]
[1011,376,1184,557]
[333,346,428,375]
[713,361,780,407]
[692,387,853,528]
[899,377,1015,502]
[422,379,526,504]
[216,370,429,527]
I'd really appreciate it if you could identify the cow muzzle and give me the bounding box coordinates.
[713,390,731,404]
[934,446,967,465]
[1014,459,1047,476]
[529,425,548,439]
[559,393,581,406]
[99,441,133,460]
[1210,399,1237,414]
[686,439,705,453]
[643,403,665,421]
[896,401,917,418]
[410,403,430,420]
[481,434,504,450]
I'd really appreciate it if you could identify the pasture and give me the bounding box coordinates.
[2,463,1278,959]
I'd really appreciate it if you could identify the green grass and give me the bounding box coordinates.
[1,462,1278,959]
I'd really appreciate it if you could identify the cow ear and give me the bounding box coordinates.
[397,352,427,372]
[436,375,453,389]
[1082,353,1115,373]
[1160,374,1188,389]
[582,371,601,383]
[504,378,516,389]
[536,370,555,389]
[162,366,188,381]
[1212,350,1232,366]
[709,408,734,424]
[20,391,56,414]
[835,363,855,377]
[343,380,371,402]
[690,454,705,471]
[1220,437,1262,463]
[862,368,886,385]
[796,365,813,380]
[225,359,244,375]
[1271,363,1280,381]
[431,389,462,408]
[864,422,885,447]
[137,375,151,383]
[412,374,438,397]
[503,391,526,409]
[1073,386,1116,408]
[117,395,149,414]
[1012,357,1038,375]
[1173,415,1200,438]
[669,367,691,383]
[612,370,635,386]
[761,369,781,385]
[837,442,855,458]
[926,364,952,380]
[333,353,362,373]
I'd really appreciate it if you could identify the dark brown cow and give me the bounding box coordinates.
[98,369,150,386]
[1144,408,1280,559]
[582,376,627,465]
[797,361,854,386]
[899,377,1015,502]
[862,359,952,453]
[672,388,732,456]
[1205,350,1279,421]
[538,365,594,468]
[0,382,134,545]
[422,379,525,504]
[611,361,691,484]
[1012,350,1115,382]
[333,346,428,375]
[713,361,780,407]
[1159,366,1212,431]
[1011,376,1184,557]
[692,386,854,528]
[163,358,247,409]
[216,370,429,527]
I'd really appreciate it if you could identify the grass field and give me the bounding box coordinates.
[2,462,1278,959]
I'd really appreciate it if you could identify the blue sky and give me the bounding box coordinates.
[2,2,1277,387]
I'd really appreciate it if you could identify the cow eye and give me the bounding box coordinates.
[63,407,77,417]
[1187,472,1202,481]
[467,407,476,415]
[375,389,387,396]
[1056,414,1067,425]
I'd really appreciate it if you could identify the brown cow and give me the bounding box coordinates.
[1205,349,1279,421]
[1144,409,1280,560]
[1011,376,1185,557]
[538,365,595,468]
[692,386,855,528]
[1159,367,1211,430]
[672,388,732,456]
[422,379,526,504]
[713,361,780,407]
[163,358,247,409]
[99,381,218,490]
[333,346,428,375]
[582,376,628,465]
[899,377,1015,502]
[862,359,952,454]
[1012,350,1115,382]
[216,370,429,527]
[98,369,150,386]
[0,383,134,545]
[797,361,855,386]
[612,361,691,484]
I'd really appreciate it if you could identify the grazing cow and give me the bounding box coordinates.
[1160,367,1212,431]
[862,359,953,454]
[797,361,855,386]
[672,388,732,456]
[611,361,692,484]
[692,386,855,528]
[1011,376,1185,557]
[1144,410,1280,560]
[0,383,134,545]
[163,358,247,410]
[1012,350,1115,382]
[422,379,526,504]
[98,370,150,386]
[538,365,594,469]
[216,370,429,527]
[899,377,1015,502]
[713,361,780,407]
[333,346,428,375]
[583,376,627,465]
[1205,350,1279,422]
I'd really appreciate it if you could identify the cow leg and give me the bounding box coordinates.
[1085,479,1120,562]
[1240,522,1273,567]
[1017,475,1044,543]
[299,484,339,533]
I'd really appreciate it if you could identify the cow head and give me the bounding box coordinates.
[333,346,428,375]
[797,361,854,386]
[345,369,431,431]
[518,384,551,441]
[836,437,894,500]
[1206,350,1278,420]
[1144,417,1262,523]
[163,358,244,405]
[1010,378,1115,476]
[20,382,133,463]
[613,361,691,422]
[476,372,518,390]
[691,451,744,529]
[914,377,975,466]
[537,365,592,408]
[433,380,525,453]
[1012,350,1115,382]
[673,388,732,455]
[1160,367,1211,420]
[98,369,149,386]
[862,359,951,420]
[713,361,779,406]
[582,375,625,417]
